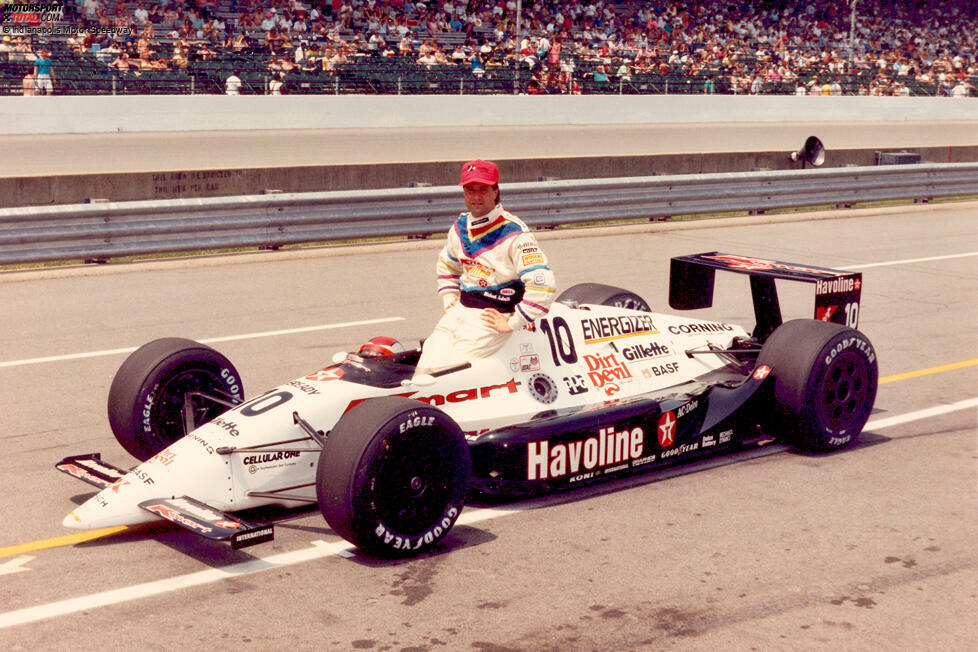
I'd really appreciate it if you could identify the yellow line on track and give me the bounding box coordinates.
[2,359,975,560]
[0,527,129,559]
[879,358,978,384]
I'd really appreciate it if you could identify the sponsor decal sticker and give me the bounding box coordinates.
[520,354,541,372]
[581,315,658,344]
[667,322,735,335]
[461,258,493,280]
[563,374,589,395]
[704,254,831,276]
[621,341,672,361]
[211,417,240,437]
[527,426,645,480]
[815,276,860,295]
[817,305,838,322]
[57,463,111,488]
[414,379,521,406]
[753,365,772,380]
[521,252,544,265]
[109,478,131,493]
[72,457,125,479]
[288,379,321,395]
[640,362,679,379]
[583,353,632,396]
[657,411,677,447]
[150,450,177,467]
[143,504,213,534]
[306,367,345,381]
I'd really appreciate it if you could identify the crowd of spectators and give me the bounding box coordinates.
[1,0,975,96]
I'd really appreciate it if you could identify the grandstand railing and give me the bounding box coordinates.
[1,163,976,266]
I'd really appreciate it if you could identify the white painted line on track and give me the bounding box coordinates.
[846,251,978,269]
[865,398,978,431]
[0,505,521,631]
[0,317,405,369]
[0,401,974,631]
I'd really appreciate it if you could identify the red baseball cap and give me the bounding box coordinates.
[459,159,499,186]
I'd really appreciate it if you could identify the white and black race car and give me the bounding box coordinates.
[57,253,877,557]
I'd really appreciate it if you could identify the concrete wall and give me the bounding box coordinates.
[4,145,975,208]
[1,94,976,135]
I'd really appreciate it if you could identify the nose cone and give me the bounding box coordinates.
[62,510,82,528]
[61,433,235,531]
[62,493,157,530]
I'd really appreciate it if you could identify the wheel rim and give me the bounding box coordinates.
[816,350,871,432]
[148,367,227,450]
[368,427,462,536]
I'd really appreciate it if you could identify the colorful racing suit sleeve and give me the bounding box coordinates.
[435,226,464,310]
[506,232,556,331]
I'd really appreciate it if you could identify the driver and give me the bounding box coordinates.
[415,159,556,373]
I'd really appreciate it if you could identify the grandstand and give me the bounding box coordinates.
[0,1,975,97]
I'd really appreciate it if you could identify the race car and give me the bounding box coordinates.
[57,252,878,557]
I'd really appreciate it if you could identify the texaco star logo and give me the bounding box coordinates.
[306,367,344,381]
[658,410,676,447]
[753,365,772,380]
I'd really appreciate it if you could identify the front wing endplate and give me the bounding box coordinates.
[139,495,274,549]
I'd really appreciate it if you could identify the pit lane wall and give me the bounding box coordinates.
[2,95,976,208]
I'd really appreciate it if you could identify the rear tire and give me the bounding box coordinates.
[756,320,877,451]
[556,283,651,311]
[107,338,244,461]
[316,397,471,557]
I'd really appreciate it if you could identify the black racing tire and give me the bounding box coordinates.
[756,319,878,452]
[316,396,471,557]
[556,283,651,311]
[107,338,245,461]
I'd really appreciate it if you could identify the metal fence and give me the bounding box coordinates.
[1,163,976,266]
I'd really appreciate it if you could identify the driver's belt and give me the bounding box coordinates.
[459,280,525,313]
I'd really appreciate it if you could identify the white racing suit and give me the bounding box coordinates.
[416,204,556,372]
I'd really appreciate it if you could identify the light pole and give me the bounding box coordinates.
[513,0,522,94]
[848,0,858,64]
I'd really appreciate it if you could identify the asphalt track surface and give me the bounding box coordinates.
[1,198,976,650]
[2,121,977,175]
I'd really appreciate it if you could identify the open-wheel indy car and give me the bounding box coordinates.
[58,252,877,557]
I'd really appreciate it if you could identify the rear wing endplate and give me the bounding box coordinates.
[669,252,862,341]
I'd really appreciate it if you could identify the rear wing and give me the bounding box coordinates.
[669,253,862,341]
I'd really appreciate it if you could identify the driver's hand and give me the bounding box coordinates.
[481,308,512,333]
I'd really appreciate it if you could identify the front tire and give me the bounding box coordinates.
[107,338,245,461]
[556,283,651,311]
[756,320,877,451]
[316,397,471,557]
